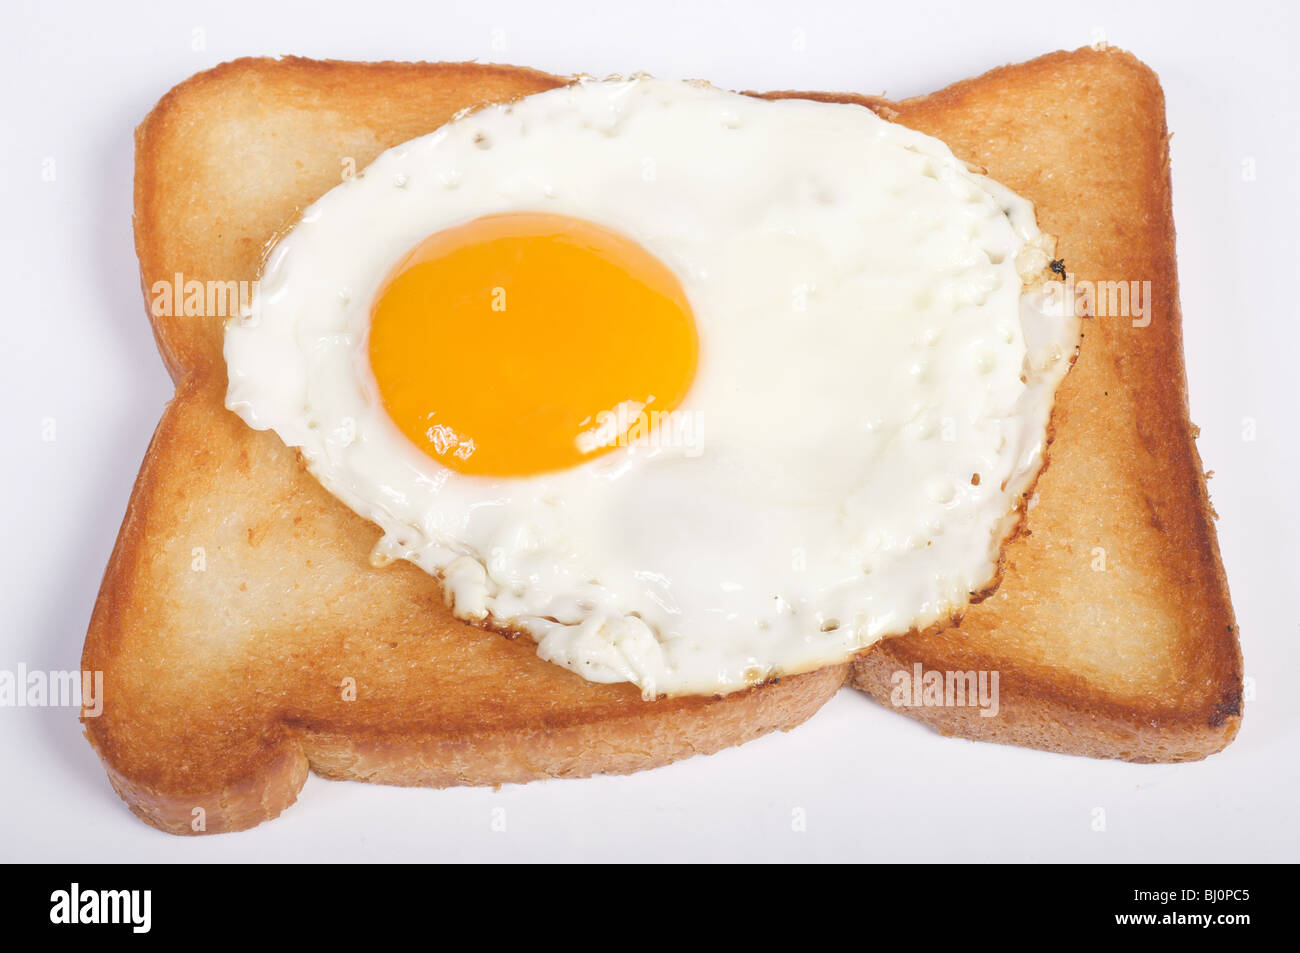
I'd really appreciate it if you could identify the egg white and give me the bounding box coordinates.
[225,77,1078,698]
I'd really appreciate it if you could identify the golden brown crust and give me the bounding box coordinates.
[87,47,1241,835]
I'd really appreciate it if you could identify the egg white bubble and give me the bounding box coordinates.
[225,77,1079,698]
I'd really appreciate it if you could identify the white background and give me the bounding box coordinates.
[1,0,1297,862]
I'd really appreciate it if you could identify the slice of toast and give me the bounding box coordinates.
[84,48,1241,835]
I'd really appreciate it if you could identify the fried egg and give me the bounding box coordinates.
[225,77,1078,698]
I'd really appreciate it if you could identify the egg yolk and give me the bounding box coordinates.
[368,213,698,477]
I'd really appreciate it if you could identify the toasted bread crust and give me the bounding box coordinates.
[87,48,1241,835]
